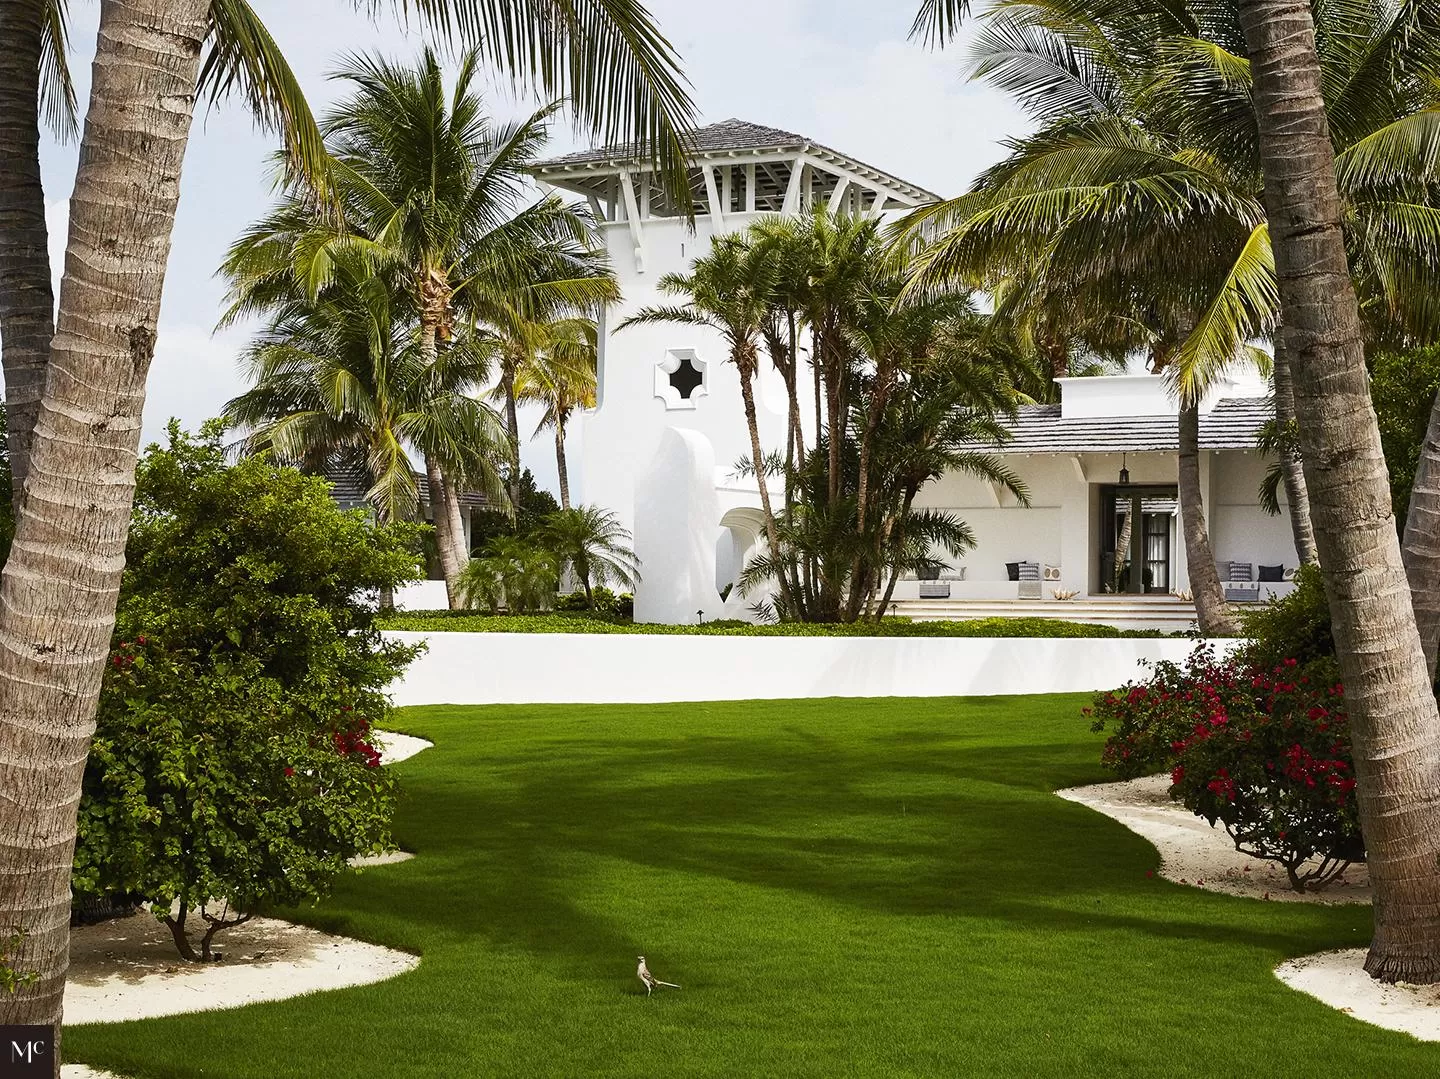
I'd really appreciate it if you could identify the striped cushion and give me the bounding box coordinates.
[1229,562,1254,582]
[1017,561,1041,581]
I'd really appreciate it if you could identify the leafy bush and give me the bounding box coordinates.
[457,536,558,613]
[1169,659,1360,891]
[1238,564,1338,688]
[1088,645,1245,779]
[1092,640,1362,892]
[378,613,1165,638]
[73,423,422,961]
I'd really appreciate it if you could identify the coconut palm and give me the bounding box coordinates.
[512,317,598,510]
[222,48,619,595]
[902,0,1440,631]
[223,271,508,538]
[1239,0,1440,988]
[0,0,693,1033]
[912,0,1440,988]
[542,504,640,608]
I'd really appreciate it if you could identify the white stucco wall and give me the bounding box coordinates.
[1209,450,1301,573]
[386,631,1240,705]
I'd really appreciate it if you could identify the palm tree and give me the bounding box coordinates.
[512,317,598,510]
[223,48,618,596]
[222,272,509,603]
[618,235,796,614]
[1239,0,1440,987]
[457,534,559,613]
[902,0,1440,631]
[543,504,640,608]
[0,0,217,1035]
[0,0,694,1034]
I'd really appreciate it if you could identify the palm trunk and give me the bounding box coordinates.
[501,364,521,518]
[1113,505,1133,594]
[738,364,795,618]
[1273,333,1317,565]
[554,414,571,510]
[424,455,463,609]
[0,0,211,1041]
[1403,385,1440,681]
[1241,0,1440,984]
[1178,402,1239,636]
[444,479,468,562]
[0,0,56,501]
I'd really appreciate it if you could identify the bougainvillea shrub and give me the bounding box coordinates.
[1091,645,1363,891]
[1087,645,1243,780]
[1166,659,1361,891]
[72,423,422,961]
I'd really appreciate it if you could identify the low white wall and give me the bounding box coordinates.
[386,631,1239,706]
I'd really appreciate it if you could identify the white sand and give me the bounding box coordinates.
[351,849,415,867]
[1277,949,1440,1041]
[373,730,432,764]
[63,1067,124,1078]
[1057,774,1370,903]
[64,909,418,1024]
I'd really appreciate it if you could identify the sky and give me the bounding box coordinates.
[37,1,1026,498]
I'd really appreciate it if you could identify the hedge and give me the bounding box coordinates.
[377,612,1174,638]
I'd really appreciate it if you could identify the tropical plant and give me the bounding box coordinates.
[542,504,640,608]
[511,317,600,510]
[904,0,1440,631]
[74,423,419,962]
[0,0,694,1032]
[222,48,618,598]
[456,535,560,613]
[1239,0,1440,982]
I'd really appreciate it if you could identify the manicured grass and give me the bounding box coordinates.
[66,695,1431,1077]
[379,611,1166,637]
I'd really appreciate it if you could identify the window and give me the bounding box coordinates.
[654,349,708,410]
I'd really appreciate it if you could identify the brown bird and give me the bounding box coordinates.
[636,955,680,996]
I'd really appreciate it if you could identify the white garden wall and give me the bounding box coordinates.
[385,631,1239,706]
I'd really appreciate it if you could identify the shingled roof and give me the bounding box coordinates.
[536,119,811,169]
[983,398,1271,454]
[533,117,940,203]
[326,462,490,513]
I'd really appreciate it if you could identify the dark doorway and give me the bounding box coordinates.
[1099,485,1177,594]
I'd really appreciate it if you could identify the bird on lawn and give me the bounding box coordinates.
[637,955,680,996]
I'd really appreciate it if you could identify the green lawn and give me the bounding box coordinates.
[67,695,1433,1077]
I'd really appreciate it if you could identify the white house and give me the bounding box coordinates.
[531,120,1295,629]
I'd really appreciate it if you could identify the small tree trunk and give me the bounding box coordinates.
[738,363,795,618]
[554,416,571,510]
[502,365,522,517]
[164,911,200,964]
[0,0,56,500]
[1273,333,1318,565]
[0,0,212,1038]
[1113,505,1134,594]
[1178,403,1240,636]
[1404,385,1440,681]
[1241,0,1440,984]
[424,455,462,608]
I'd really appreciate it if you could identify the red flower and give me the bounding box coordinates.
[284,767,295,778]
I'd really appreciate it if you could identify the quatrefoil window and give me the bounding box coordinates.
[654,349,708,410]
[668,357,704,400]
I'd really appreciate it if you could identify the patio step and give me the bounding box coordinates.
[892,597,1200,633]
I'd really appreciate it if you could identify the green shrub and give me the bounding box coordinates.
[73,423,422,961]
[1238,564,1338,689]
[458,536,558,613]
